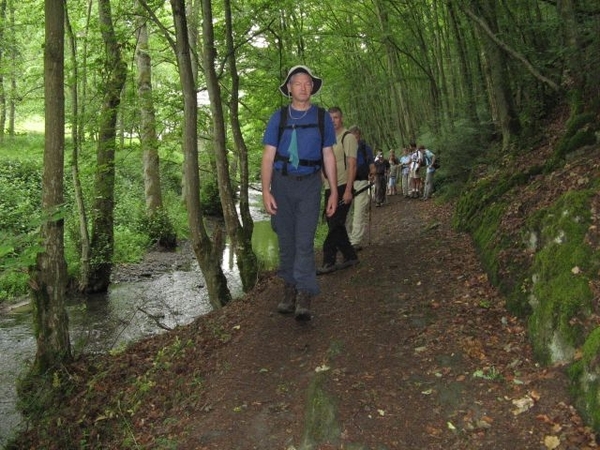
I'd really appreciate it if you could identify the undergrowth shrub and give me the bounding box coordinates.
[418,118,495,200]
[0,159,43,234]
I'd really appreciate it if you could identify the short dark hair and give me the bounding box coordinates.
[328,106,343,116]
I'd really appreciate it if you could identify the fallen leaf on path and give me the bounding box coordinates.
[543,435,560,449]
[512,396,535,415]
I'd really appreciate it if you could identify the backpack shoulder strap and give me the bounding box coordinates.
[278,105,325,148]
[317,106,325,148]
[277,106,287,146]
[341,130,351,143]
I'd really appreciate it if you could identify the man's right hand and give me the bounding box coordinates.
[263,192,278,215]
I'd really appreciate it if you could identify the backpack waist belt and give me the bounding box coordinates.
[274,152,321,175]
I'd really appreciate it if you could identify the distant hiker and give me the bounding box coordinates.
[408,142,422,198]
[261,65,338,321]
[387,151,400,196]
[317,106,359,276]
[373,151,389,206]
[346,125,375,252]
[400,147,411,197]
[420,145,437,200]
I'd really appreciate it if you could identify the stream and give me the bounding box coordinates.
[0,210,277,447]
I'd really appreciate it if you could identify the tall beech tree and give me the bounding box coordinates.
[200,0,257,292]
[30,0,71,373]
[135,5,175,248]
[0,0,6,142]
[171,0,231,308]
[86,0,127,293]
[65,5,91,291]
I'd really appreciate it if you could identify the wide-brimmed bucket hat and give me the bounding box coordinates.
[279,65,323,96]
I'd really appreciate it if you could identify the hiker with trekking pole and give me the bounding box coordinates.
[346,125,375,252]
[316,107,359,275]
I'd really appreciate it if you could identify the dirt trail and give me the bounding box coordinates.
[11,193,596,450]
[165,195,594,449]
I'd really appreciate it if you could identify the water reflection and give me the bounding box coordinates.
[0,312,35,447]
[0,211,279,446]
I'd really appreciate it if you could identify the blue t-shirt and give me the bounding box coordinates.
[263,105,336,176]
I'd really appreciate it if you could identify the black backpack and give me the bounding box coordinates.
[341,133,371,180]
[274,105,326,175]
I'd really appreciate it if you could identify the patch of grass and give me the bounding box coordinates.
[472,366,503,381]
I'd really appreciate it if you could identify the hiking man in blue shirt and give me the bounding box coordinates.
[261,65,338,321]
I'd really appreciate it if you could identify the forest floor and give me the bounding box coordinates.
[11,191,599,450]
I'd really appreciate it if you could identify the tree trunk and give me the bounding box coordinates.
[65,4,91,290]
[135,5,176,248]
[30,0,71,374]
[0,0,7,142]
[447,0,479,124]
[556,0,587,112]
[87,0,127,293]
[222,0,258,291]
[78,0,93,146]
[373,0,412,142]
[171,0,231,309]
[7,0,15,136]
[469,0,521,149]
[185,0,200,84]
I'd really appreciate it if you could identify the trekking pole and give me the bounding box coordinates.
[368,182,372,245]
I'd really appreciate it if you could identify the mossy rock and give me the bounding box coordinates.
[526,190,595,364]
[569,327,600,430]
[454,170,533,233]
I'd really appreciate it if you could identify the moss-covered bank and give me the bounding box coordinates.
[453,123,600,430]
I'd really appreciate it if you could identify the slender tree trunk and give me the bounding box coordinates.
[223,0,258,291]
[447,0,479,124]
[0,0,7,142]
[469,0,521,150]
[171,0,231,308]
[135,6,175,248]
[65,4,91,290]
[30,0,71,374]
[87,0,127,293]
[373,0,410,142]
[185,0,200,83]
[556,0,586,112]
[78,0,93,146]
[136,13,162,214]
[7,0,15,136]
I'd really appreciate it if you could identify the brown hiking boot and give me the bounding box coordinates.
[277,282,296,314]
[295,291,313,321]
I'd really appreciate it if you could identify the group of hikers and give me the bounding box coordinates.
[261,65,437,321]
[372,143,438,206]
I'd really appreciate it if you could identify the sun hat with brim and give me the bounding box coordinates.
[279,65,323,96]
